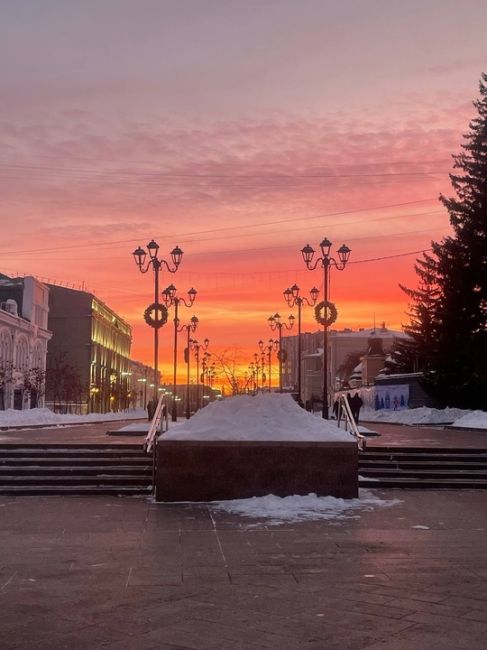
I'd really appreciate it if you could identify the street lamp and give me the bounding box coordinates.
[301,238,351,418]
[162,284,197,421]
[268,313,295,392]
[189,338,209,411]
[132,240,183,399]
[258,338,279,392]
[178,316,199,419]
[201,350,212,404]
[283,284,319,406]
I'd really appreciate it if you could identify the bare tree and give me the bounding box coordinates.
[213,348,248,396]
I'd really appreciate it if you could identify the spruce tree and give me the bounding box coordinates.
[387,253,441,375]
[401,73,487,408]
[432,72,487,408]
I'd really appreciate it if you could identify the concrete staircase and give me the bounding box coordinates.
[359,446,487,489]
[0,444,153,496]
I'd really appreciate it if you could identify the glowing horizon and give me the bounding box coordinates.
[1,1,485,386]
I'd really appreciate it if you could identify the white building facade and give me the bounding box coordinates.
[0,275,52,410]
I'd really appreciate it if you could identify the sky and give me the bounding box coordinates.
[1,0,486,381]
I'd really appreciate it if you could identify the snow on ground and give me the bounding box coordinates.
[210,489,401,526]
[452,411,487,429]
[163,393,354,442]
[362,406,472,426]
[0,407,146,428]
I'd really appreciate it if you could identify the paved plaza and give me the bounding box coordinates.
[1,420,487,648]
[1,487,486,649]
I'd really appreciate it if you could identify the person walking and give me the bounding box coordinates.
[147,398,157,421]
[351,393,363,426]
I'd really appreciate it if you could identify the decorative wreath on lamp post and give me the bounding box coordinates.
[277,348,288,363]
[143,303,169,329]
[314,300,338,327]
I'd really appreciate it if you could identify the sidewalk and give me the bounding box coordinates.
[361,421,487,449]
[1,489,487,649]
[0,419,147,445]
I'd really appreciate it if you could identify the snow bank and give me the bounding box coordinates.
[0,407,146,427]
[163,393,354,442]
[452,411,487,430]
[361,406,470,425]
[211,489,401,526]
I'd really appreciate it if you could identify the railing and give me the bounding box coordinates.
[144,394,169,453]
[144,394,169,493]
[335,393,367,451]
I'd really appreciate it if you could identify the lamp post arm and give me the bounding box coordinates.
[160,259,179,274]
[136,260,153,274]
[329,257,347,272]
[305,257,324,272]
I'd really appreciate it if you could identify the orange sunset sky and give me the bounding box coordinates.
[1,1,486,381]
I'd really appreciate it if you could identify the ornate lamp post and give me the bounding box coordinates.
[162,284,197,421]
[178,316,199,419]
[189,338,209,411]
[132,240,183,399]
[283,284,319,406]
[268,313,295,392]
[201,351,212,404]
[301,239,351,418]
[258,338,278,392]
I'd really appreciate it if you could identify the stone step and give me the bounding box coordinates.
[0,485,152,496]
[0,448,147,457]
[359,477,487,489]
[359,461,487,470]
[360,452,487,462]
[0,457,151,466]
[0,465,152,476]
[362,446,487,454]
[360,468,487,479]
[0,475,152,486]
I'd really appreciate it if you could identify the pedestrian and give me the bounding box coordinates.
[147,398,157,421]
[351,392,363,426]
[332,399,339,420]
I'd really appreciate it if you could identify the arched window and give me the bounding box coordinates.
[33,342,44,369]
[0,329,12,368]
[15,337,29,372]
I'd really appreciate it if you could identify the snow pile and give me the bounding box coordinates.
[0,407,146,427]
[361,406,470,425]
[163,393,354,442]
[452,410,487,430]
[211,489,401,526]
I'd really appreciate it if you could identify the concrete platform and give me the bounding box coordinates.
[156,439,358,501]
[1,489,487,649]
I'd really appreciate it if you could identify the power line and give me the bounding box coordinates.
[0,160,452,180]
[1,198,439,256]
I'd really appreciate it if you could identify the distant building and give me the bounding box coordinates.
[127,359,160,409]
[46,285,132,414]
[283,324,408,406]
[0,274,52,410]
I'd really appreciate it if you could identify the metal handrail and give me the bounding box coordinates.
[145,394,168,453]
[336,393,366,451]
[144,394,169,496]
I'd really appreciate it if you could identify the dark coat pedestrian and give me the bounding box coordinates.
[332,399,339,420]
[350,393,363,425]
[147,398,157,421]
